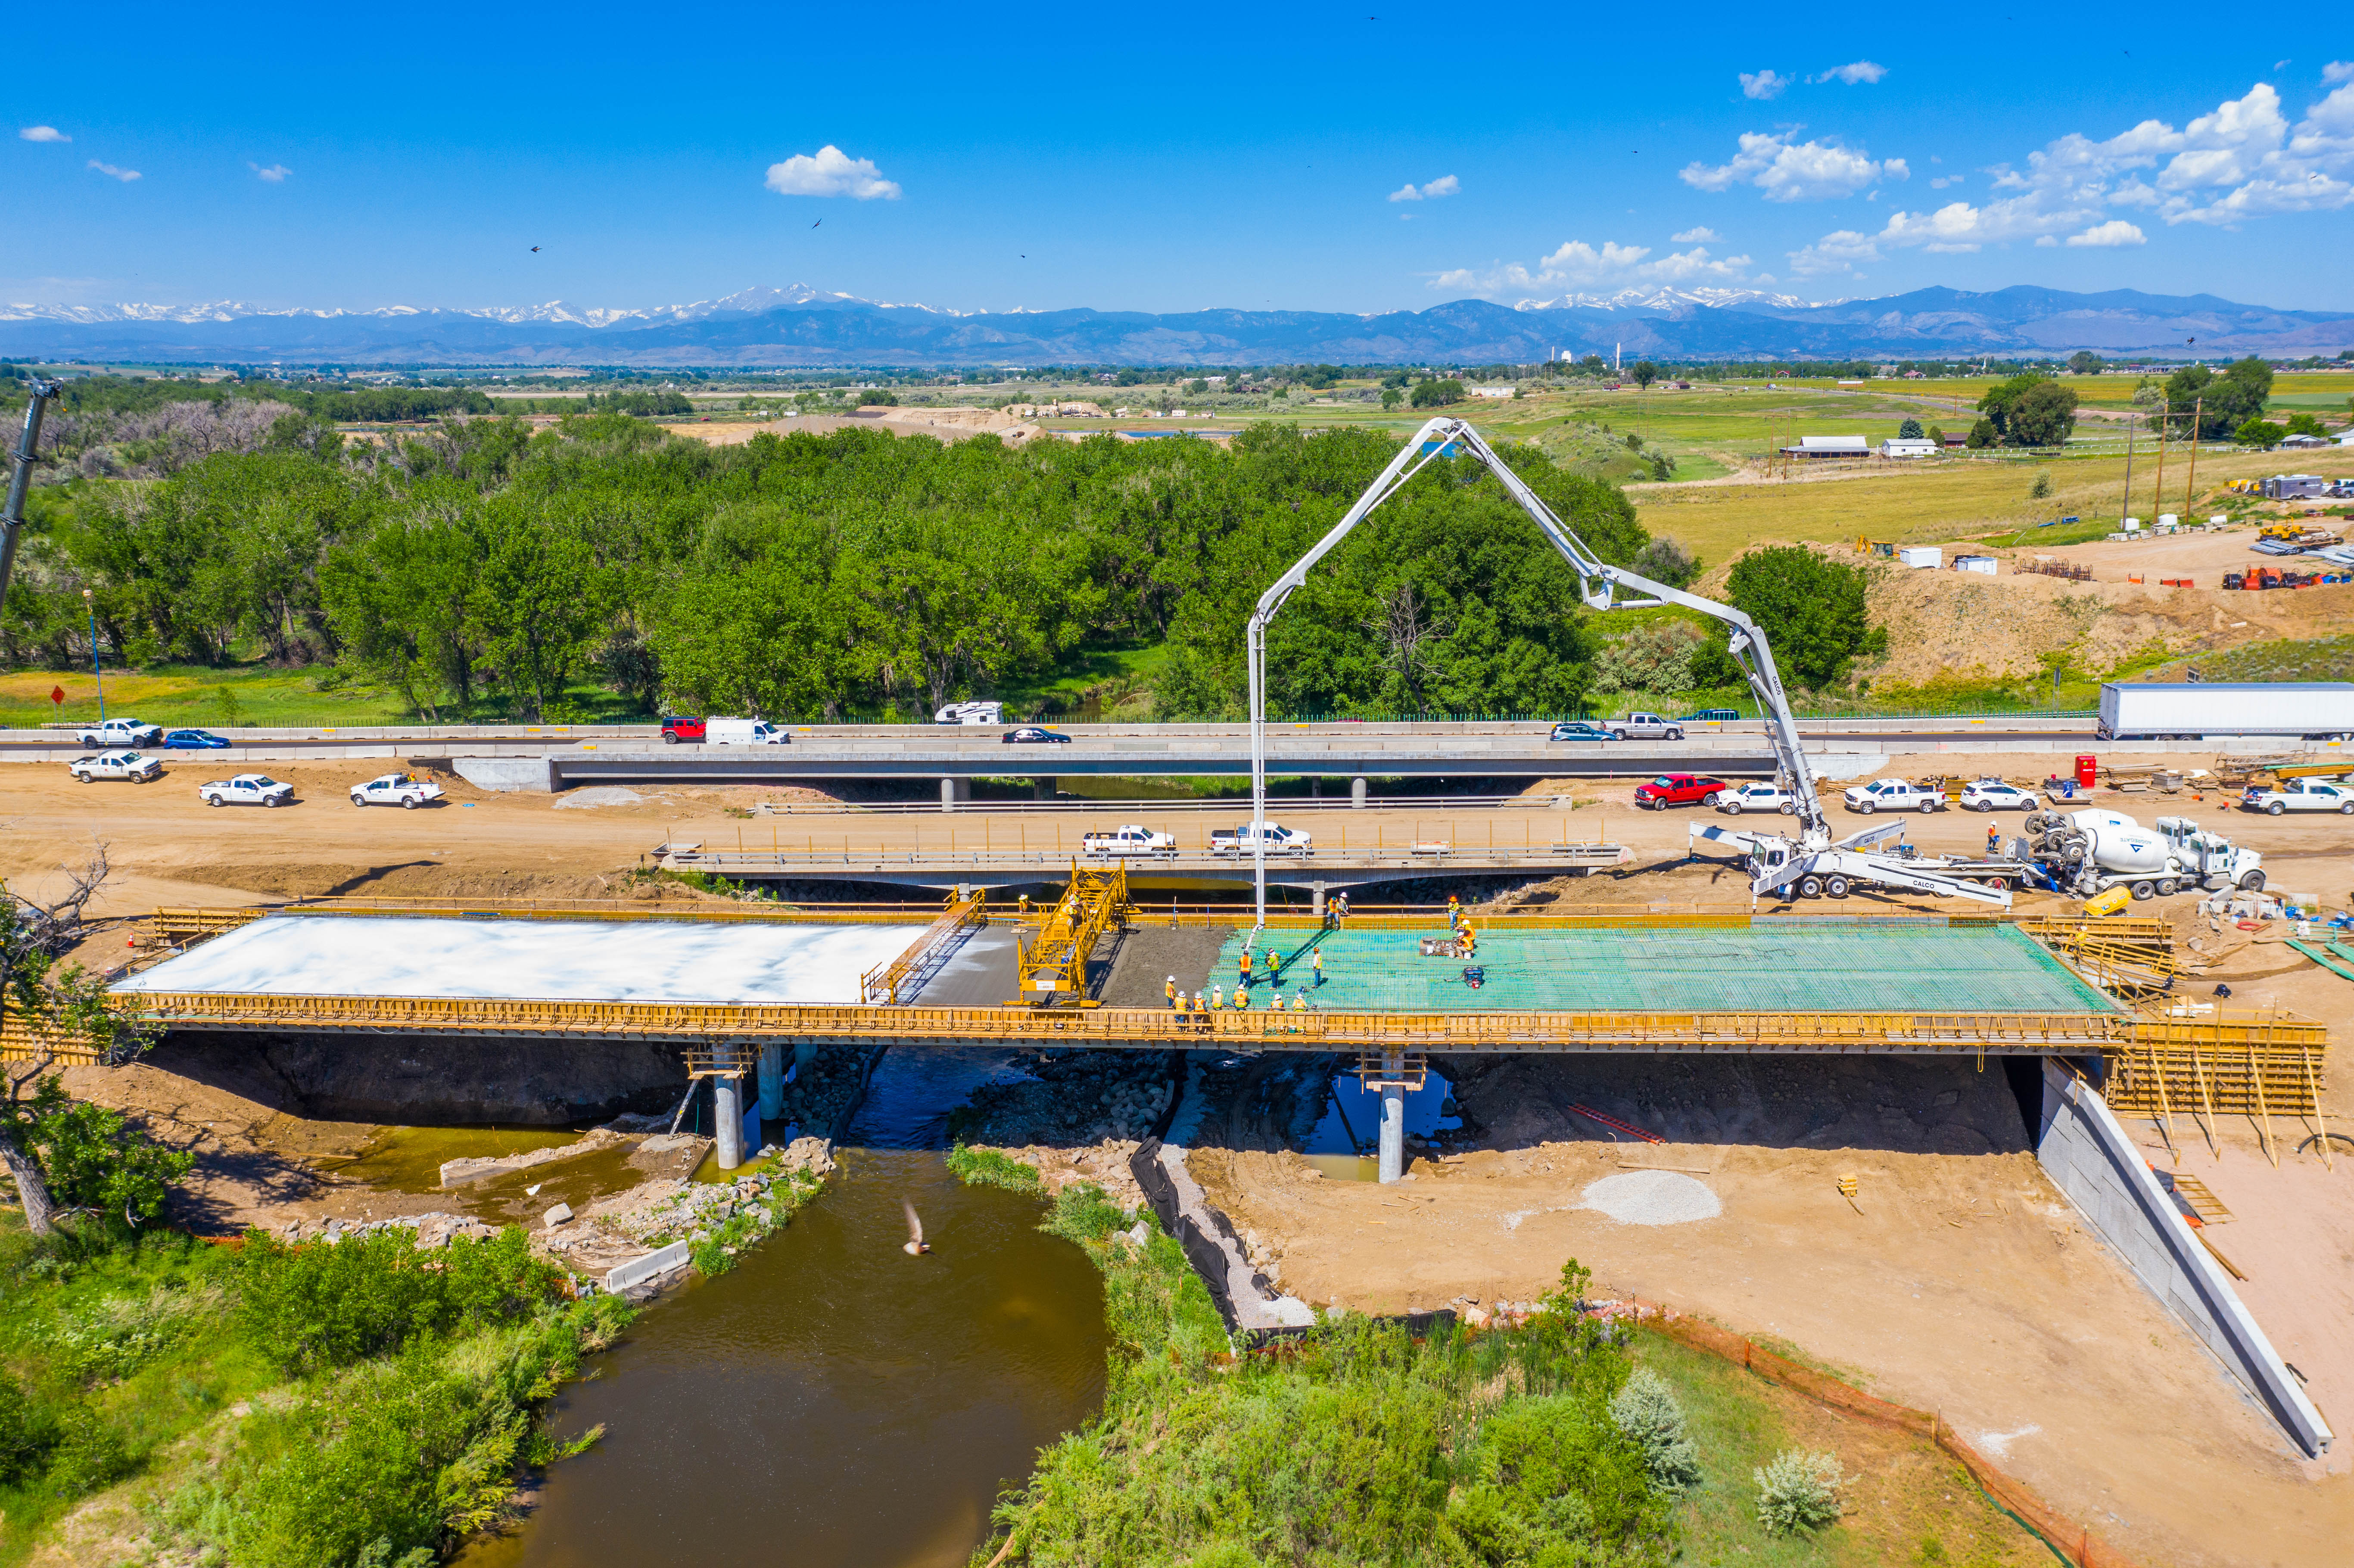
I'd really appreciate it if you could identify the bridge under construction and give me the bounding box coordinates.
[0,887,2326,1183]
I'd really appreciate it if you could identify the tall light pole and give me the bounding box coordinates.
[83,587,105,723]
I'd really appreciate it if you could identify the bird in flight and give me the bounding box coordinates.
[812,218,822,230]
[530,246,540,252]
[903,1200,930,1255]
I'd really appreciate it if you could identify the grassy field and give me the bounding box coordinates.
[0,663,656,731]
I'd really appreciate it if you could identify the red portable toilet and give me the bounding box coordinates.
[2075,754,2097,790]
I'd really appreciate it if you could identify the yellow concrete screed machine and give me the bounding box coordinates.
[1240,415,2012,933]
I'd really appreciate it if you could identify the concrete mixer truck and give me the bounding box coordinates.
[2018,806,2264,900]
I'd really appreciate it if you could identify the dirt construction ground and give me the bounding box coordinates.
[5,750,2354,1566]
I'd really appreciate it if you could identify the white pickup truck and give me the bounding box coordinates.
[1211,821,1314,857]
[350,772,445,809]
[1080,824,1177,858]
[1842,778,1947,815]
[69,749,162,784]
[1611,711,1688,740]
[2239,778,2354,815]
[200,773,294,807]
[75,717,163,748]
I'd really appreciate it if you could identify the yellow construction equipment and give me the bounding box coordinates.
[1855,538,1896,557]
[1013,862,1130,1004]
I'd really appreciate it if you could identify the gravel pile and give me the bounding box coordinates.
[1579,1170,1722,1227]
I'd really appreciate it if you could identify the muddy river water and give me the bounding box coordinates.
[455,1047,1110,1568]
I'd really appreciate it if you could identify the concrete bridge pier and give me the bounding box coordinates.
[756,1042,784,1120]
[1351,776,1368,808]
[940,777,971,812]
[1311,882,1326,919]
[1376,1049,1406,1185]
[793,1039,820,1081]
[712,1044,746,1170]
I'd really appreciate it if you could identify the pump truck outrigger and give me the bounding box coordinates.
[1240,416,2010,935]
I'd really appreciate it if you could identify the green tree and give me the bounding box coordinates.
[1965,418,1997,449]
[1712,546,1885,690]
[2234,417,2285,449]
[1380,387,1403,411]
[1410,378,1466,408]
[2283,412,2326,437]
[1630,361,1660,389]
[1976,374,2077,447]
[2066,351,2106,376]
[1897,417,1924,440]
[2165,357,2272,439]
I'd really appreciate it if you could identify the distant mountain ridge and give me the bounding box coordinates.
[2,282,2348,367]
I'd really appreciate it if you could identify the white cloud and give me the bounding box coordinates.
[1812,61,1887,85]
[2326,62,2354,84]
[1388,174,1459,201]
[1930,174,1964,188]
[1670,226,1721,242]
[1681,131,1901,201]
[1786,229,1881,275]
[2065,219,2147,247]
[1792,79,2354,262]
[1739,69,1790,100]
[18,124,68,143]
[249,162,290,182]
[86,159,140,183]
[1431,239,1752,296]
[763,145,900,200]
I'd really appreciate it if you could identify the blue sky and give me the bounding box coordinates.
[6,5,2351,316]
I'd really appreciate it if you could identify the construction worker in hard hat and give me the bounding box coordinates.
[1265,946,1280,985]
[1312,948,1324,987]
[1165,975,1179,1008]
[1210,983,1223,1011]
[1239,948,1252,989]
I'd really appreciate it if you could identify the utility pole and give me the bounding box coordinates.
[0,378,62,611]
[84,588,105,723]
[2120,410,2135,526]
[2151,397,2168,521]
[2184,395,2203,518]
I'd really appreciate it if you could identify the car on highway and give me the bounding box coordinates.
[2241,779,2354,815]
[1959,779,2040,812]
[1003,726,1072,745]
[1711,781,1795,815]
[659,716,706,744]
[1612,712,1687,740]
[1842,778,1947,814]
[69,749,162,784]
[75,716,162,748]
[1547,720,1620,743]
[1081,824,1178,858]
[1634,773,1727,809]
[705,719,788,745]
[1677,709,1742,725]
[158,729,232,750]
[1211,821,1313,857]
[351,772,444,809]
[200,774,294,807]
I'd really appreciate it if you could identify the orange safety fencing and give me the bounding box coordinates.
[1643,1310,2138,1568]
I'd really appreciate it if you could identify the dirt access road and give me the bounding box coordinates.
[2,745,2347,916]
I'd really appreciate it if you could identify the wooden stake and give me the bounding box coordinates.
[2250,1042,2278,1169]
[2148,1045,2179,1164]
[2304,1047,2333,1171]
[2191,1031,2219,1159]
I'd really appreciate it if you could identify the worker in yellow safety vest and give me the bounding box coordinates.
[1265,946,1280,984]
[1239,949,1252,989]
[1165,975,1178,1008]
[1210,983,1223,1011]
[1312,948,1323,987]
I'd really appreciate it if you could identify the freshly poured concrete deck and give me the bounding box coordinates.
[1212,920,2120,1014]
[119,915,927,1006]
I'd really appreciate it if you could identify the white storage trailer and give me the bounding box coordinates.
[2099,682,2354,741]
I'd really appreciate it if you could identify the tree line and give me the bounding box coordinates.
[3,415,1666,722]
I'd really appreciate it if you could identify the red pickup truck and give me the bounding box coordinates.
[1635,773,1728,809]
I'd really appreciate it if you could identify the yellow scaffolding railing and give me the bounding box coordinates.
[859,890,987,1005]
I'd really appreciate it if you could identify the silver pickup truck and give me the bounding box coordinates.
[1611,712,1688,740]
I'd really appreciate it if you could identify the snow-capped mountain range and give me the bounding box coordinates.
[1,284,2347,366]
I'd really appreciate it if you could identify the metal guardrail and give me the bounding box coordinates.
[651,843,1633,875]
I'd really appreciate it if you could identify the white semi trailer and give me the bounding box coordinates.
[2099,681,2354,741]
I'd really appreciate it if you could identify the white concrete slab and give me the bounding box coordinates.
[118,915,926,1005]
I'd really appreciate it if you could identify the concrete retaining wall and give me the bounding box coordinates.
[604,1239,691,1294]
[2036,1059,2332,1456]
[454,756,555,792]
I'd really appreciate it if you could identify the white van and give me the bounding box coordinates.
[704,719,790,745]
[934,700,1004,725]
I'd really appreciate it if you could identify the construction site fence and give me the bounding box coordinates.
[1645,1312,2137,1568]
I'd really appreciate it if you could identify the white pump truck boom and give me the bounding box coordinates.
[1242,416,2011,933]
